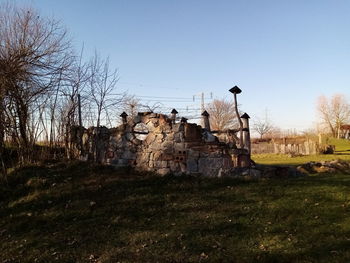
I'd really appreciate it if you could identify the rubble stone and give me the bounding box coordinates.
[297,160,350,174]
[70,112,252,176]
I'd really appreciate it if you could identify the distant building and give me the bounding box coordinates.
[340,125,350,139]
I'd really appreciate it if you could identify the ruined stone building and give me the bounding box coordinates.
[251,137,319,155]
[70,110,252,176]
[340,125,350,140]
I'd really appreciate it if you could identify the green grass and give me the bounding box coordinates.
[252,138,350,166]
[1,161,350,262]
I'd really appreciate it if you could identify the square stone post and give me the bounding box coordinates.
[201,110,210,131]
[229,86,244,148]
[171,109,178,124]
[241,113,251,154]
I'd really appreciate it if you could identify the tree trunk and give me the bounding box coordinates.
[65,116,71,159]
[15,97,29,163]
[0,91,6,177]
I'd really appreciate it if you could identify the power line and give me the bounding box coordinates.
[132,99,193,102]
[117,81,181,91]
[134,95,192,100]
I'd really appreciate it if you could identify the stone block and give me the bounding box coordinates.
[137,152,150,163]
[174,155,186,163]
[153,151,162,160]
[145,133,156,144]
[202,131,216,142]
[184,123,202,142]
[121,150,135,160]
[162,123,172,133]
[187,149,200,159]
[150,143,162,151]
[172,123,184,132]
[148,113,158,118]
[133,115,142,123]
[180,163,187,173]
[125,132,134,141]
[150,118,159,128]
[160,153,173,161]
[117,159,129,166]
[222,156,233,168]
[174,142,186,151]
[198,158,224,177]
[162,141,174,154]
[161,161,168,168]
[186,158,198,172]
[157,168,170,176]
[169,161,180,172]
[207,151,224,158]
[165,133,174,141]
[199,152,209,158]
[174,132,184,143]
[155,160,168,168]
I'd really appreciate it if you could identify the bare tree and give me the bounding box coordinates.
[0,3,72,162]
[88,52,121,128]
[141,101,163,113]
[253,109,274,139]
[120,95,163,125]
[61,46,90,157]
[206,98,238,130]
[122,95,140,119]
[86,52,121,162]
[264,126,282,139]
[317,94,350,138]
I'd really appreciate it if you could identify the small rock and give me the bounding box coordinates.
[200,252,209,259]
[249,169,261,178]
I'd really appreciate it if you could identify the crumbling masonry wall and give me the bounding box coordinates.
[70,112,250,176]
[251,137,320,155]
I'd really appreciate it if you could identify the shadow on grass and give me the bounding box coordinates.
[1,162,350,262]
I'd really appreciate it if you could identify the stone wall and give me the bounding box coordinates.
[70,112,251,176]
[251,141,275,154]
[273,138,319,155]
[251,137,319,155]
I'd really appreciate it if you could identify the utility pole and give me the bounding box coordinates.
[201,92,204,113]
[193,92,213,127]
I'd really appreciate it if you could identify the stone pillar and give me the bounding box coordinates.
[171,109,178,124]
[229,86,244,148]
[318,133,322,145]
[180,117,188,123]
[240,113,251,154]
[120,112,128,126]
[201,110,210,131]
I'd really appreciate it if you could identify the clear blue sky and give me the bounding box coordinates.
[12,0,350,131]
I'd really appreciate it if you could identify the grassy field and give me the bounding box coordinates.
[1,157,350,262]
[252,138,350,166]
